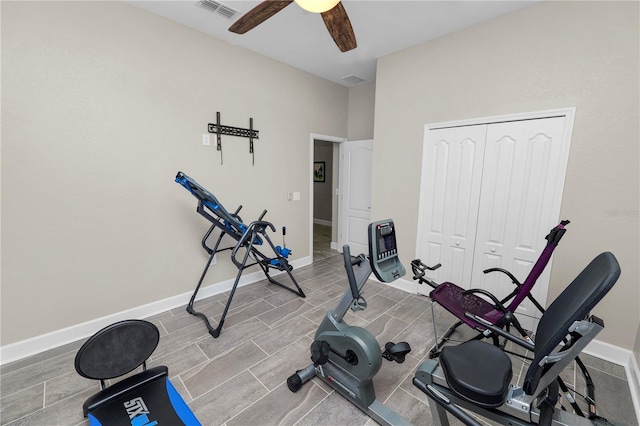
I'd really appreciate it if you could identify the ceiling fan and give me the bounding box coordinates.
[229,0,357,52]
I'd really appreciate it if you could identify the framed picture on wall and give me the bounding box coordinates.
[314,162,325,182]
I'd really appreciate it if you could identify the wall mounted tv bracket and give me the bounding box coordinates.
[208,112,259,165]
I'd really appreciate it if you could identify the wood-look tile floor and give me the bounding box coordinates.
[1,225,636,425]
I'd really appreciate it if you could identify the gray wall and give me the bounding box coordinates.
[1,1,348,345]
[372,1,639,349]
[348,82,376,140]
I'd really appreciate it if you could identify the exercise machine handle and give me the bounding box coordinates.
[410,259,440,289]
[231,220,276,268]
[413,378,481,426]
[546,219,570,246]
[342,245,362,301]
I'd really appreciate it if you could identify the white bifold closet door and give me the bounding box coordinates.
[416,125,487,288]
[416,112,572,330]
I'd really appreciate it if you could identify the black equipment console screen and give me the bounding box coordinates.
[368,220,405,283]
[375,222,397,260]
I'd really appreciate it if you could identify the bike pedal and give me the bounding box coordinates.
[382,341,411,363]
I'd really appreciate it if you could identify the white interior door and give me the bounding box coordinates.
[472,117,568,329]
[339,139,373,256]
[416,125,486,290]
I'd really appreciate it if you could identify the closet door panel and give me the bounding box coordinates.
[416,128,451,288]
[416,125,486,293]
[472,117,567,329]
[473,126,520,297]
[451,137,482,239]
[430,138,451,235]
[484,134,517,248]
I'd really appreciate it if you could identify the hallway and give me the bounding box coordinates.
[313,223,337,261]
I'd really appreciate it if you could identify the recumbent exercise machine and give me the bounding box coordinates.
[413,251,622,426]
[287,219,413,426]
[411,221,609,421]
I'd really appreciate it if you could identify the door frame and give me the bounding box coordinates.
[422,107,575,132]
[309,133,347,261]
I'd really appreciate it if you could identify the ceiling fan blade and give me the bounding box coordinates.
[321,2,357,52]
[229,1,293,34]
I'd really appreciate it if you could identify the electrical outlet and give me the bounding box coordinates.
[293,192,301,201]
[202,134,211,146]
[287,192,293,201]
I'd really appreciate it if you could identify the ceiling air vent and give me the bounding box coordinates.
[216,5,237,18]
[198,0,238,19]
[342,74,366,85]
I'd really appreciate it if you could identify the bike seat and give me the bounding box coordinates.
[440,340,512,408]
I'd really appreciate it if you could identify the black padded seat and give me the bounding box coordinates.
[440,340,512,408]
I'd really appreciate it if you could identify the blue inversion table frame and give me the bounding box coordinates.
[175,171,305,338]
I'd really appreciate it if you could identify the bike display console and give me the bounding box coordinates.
[368,220,406,283]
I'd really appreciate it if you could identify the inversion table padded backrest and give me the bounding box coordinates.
[175,171,246,235]
[75,319,201,426]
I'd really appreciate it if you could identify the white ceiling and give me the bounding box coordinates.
[130,1,538,87]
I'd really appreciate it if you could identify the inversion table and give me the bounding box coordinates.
[175,171,305,338]
[411,221,570,357]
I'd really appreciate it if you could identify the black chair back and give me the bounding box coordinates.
[75,319,159,381]
[524,252,620,394]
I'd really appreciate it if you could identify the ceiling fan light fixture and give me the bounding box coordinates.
[294,0,340,14]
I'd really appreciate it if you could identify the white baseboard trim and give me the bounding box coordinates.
[368,275,417,295]
[583,339,630,366]
[627,351,640,424]
[0,256,312,366]
[388,277,417,294]
[313,218,332,227]
[330,241,338,251]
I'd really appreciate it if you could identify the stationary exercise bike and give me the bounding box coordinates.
[287,220,412,426]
